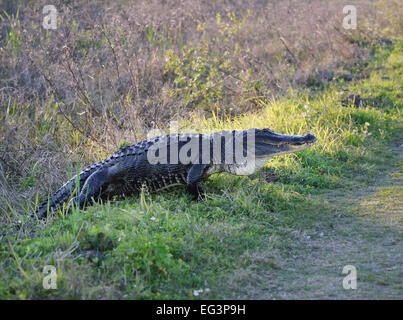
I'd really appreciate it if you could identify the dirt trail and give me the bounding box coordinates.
[236,139,403,299]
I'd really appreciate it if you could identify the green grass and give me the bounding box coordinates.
[1,41,402,299]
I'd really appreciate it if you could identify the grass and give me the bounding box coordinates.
[0,39,402,299]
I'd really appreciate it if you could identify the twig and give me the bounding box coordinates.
[277,31,298,64]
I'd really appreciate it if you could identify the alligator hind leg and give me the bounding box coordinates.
[68,167,109,210]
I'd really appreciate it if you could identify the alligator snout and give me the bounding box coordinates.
[290,133,317,146]
[304,134,317,143]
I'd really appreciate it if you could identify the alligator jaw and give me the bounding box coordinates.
[254,129,317,157]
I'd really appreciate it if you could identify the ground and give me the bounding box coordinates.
[227,137,402,299]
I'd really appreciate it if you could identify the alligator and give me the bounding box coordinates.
[32,128,317,220]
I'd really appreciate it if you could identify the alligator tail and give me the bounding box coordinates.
[32,176,78,220]
[31,160,106,220]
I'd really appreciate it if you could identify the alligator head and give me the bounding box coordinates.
[222,128,317,175]
[253,128,317,157]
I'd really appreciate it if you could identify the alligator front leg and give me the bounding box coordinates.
[186,164,209,200]
[68,167,109,210]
